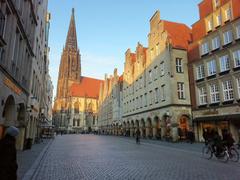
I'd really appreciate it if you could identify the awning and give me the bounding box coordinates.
[193,114,240,122]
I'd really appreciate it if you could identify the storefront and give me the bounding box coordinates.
[194,114,240,143]
[0,72,28,150]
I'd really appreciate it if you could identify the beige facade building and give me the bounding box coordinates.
[121,11,192,141]
[25,0,52,145]
[0,0,40,150]
[98,69,123,135]
[188,0,240,142]
[97,11,193,141]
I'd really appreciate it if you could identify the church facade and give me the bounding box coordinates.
[53,9,102,133]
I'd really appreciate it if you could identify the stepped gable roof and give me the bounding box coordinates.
[163,20,192,50]
[70,76,103,99]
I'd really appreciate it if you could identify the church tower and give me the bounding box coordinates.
[56,8,81,98]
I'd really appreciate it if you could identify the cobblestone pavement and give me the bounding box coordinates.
[32,135,240,180]
[17,139,51,180]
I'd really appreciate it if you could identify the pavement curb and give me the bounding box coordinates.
[21,139,53,180]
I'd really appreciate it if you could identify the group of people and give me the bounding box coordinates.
[203,128,235,156]
[0,126,19,180]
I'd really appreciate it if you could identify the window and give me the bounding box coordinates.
[135,98,138,110]
[149,70,152,83]
[233,50,240,68]
[222,80,234,101]
[140,95,143,108]
[236,24,240,39]
[225,8,231,21]
[216,14,222,26]
[161,85,165,101]
[150,48,154,60]
[155,88,160,103]
[0,9,5,38]
[212,36,220,50]
[207,60,216,76]
[177,82,185,99]
[207,19,213,31]
[160,62,165,76]
[214,0,220,8]
[197,64,205,79]
[210,83,220,103]
[223,30,233,45]
[198,86,207,105]
[144,93,147,107]
[154,66,158,80]
[237,77,240,98]
[220,55,230,72]
[176,58,183,73]
[201,42,209,55]
[149,91,153,105]
[156,43,160,56]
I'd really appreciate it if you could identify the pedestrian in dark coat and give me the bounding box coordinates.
[0,126,19,180]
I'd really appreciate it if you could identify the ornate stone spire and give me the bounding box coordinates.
[65,8,78,50]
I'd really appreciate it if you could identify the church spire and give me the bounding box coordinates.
[65,8,78,50]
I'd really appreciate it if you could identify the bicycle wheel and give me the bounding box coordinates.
[218,151,229,163]
[202,146,212,159]
[229,148,239,162]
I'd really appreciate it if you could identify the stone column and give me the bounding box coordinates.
[130,127,133,137]
[153,127,157,139]
[146,127,149,138]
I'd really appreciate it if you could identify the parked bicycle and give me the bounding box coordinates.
[202,142,229,163]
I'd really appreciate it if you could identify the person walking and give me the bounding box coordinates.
[136,128,141,144]
[0,126,19,180]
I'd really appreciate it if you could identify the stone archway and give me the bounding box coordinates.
[146,118,153,138]
[2,95,17,126]
[153,116,161,140]
[178,114,190,140]
[140,119,146,138]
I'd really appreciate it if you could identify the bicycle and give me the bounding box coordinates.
[202,142,229,163]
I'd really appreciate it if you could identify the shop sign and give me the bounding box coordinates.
[4,77,22,95]
[203,109,218,115]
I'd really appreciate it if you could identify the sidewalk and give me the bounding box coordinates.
[17,139,51,180]
[117,135,204,153]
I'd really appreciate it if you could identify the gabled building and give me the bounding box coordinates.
[122,11,192,141]
[98,69,123,135]
[188,0,240,142]
[53,9,103,133]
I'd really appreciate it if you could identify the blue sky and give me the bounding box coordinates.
[48,0,201,96]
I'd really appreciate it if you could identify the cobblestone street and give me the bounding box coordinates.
[23,135,240,180]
